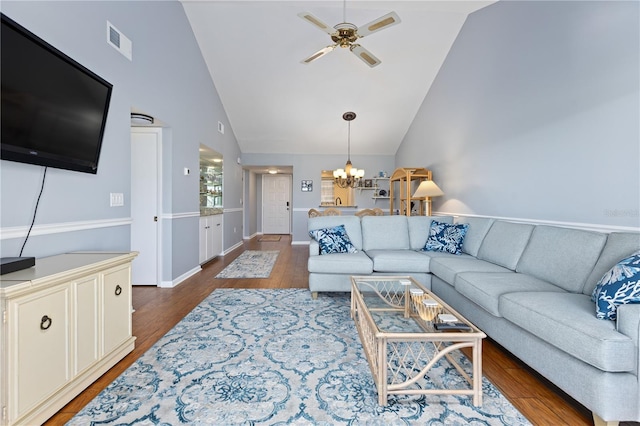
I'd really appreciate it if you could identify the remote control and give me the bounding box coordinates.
[434,322,472,332]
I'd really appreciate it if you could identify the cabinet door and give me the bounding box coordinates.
[9,284,70,419]
[73,274,100,375]
[211,215,223,257]
[205,216,214,259]
[102,265,132,355]
[199,216,208,264]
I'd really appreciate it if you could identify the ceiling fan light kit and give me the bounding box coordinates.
[298,4,400,68]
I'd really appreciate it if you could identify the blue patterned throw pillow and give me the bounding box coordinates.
[591,250,640,320]
[309,224,358,255]
[423,220,469,255]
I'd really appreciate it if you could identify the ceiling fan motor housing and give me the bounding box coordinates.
[332,23,358,47]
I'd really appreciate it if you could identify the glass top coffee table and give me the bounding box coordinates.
[350,275,486,406]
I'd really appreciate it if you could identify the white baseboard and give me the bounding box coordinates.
[159,265,201,288]
[224,241,244,255]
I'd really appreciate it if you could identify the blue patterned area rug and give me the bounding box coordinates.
[67,289,531,425]
[215,250,279,278]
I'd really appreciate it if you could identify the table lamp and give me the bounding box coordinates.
[412,180,444,215]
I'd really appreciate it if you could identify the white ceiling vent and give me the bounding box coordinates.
[107,21,132,61]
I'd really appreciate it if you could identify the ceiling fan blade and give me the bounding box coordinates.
[357,11,401,38]
[301,45,336,64]
[350,44,381,68]
[298,12,335,35]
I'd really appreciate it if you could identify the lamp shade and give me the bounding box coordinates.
[413,180,444,198]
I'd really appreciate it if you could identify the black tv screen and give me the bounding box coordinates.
[1,13,112,174]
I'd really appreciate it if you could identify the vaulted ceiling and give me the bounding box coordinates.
[181,1,494,156]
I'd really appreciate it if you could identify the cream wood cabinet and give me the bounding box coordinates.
[199,215,222,264]
[0,252,137,426]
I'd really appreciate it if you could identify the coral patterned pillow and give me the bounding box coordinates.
[309,224,358,255]
[591,250,640,320]
[423,220,469,255]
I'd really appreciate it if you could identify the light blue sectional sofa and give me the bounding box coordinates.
[307,214,640,425]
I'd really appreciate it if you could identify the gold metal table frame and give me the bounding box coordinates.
[350,275,486,406]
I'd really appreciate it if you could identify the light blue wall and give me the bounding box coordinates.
[243,170,258,239]
[396,1,639,230]
[241,153,395,242]
[0,1,243,280]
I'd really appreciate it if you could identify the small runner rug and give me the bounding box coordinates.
[215,250,279,278]
[67,289,531,425]
[259,235,282,242]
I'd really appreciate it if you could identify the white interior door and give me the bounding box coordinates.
[131,128,161,286]
[262,175,291,234]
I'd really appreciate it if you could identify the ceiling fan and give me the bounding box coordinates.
[298,2,401,68]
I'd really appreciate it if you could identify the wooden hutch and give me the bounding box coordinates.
[389,167,433,216]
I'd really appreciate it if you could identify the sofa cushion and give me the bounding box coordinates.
[591,250,640,320]
[365,249,431,273]
[477,221,534,270]
[583,232,640,295]
[500,292,636,372]
[515,225,607,293]
[454,272,563,317]
[307,251,373,274]
[456,216,494,256]
[407,216,454,250]
[309,224,358,255]
[362,216,410,251]
[423,221,468,255]
[308,216,363,250]
[429,256,509,286]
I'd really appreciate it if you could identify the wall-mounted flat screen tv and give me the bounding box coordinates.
[1,13,112,174]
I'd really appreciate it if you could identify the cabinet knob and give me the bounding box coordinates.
[115,285,122,296]
[40,315,52,330]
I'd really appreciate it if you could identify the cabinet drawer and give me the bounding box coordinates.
[9,284,70,420]
[102,265,132,355]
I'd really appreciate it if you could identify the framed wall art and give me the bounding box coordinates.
[301,180,313,192]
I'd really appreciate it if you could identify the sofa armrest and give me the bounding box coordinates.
[309,240,320,256]
[617,303,640,377]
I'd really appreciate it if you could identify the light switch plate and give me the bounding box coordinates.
[110,193,124,207]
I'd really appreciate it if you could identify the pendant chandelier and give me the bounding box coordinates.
[333,111,365,188]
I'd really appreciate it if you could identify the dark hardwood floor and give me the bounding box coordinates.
[46,235,595,425]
